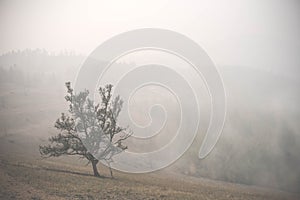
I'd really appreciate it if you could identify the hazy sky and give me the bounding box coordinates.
[0,0,299,75]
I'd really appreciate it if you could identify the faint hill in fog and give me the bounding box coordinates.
[0,49,299,193]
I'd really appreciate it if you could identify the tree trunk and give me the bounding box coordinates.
[107,162,114,178]
[91,160,100,177]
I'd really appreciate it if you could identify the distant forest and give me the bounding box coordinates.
[0,49,84,87]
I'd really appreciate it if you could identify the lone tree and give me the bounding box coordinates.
[39,82,131,177]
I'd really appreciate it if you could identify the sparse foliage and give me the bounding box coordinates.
[39,82,131,177]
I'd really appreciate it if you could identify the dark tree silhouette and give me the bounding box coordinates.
[39,82,131,177]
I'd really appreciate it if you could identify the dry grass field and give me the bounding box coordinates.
[0,149,299,200]
[0,158,298,200]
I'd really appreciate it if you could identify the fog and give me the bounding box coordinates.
[0,0,300,194]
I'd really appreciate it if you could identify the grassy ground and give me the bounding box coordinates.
[0,154,299,200]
